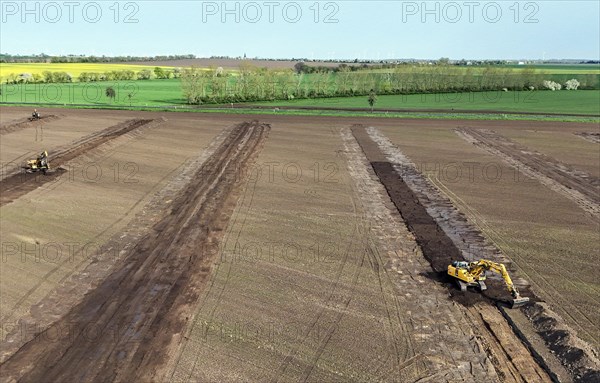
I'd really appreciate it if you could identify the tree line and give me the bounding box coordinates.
[181,65,599,104]
[3,67,182,84]
[78,67,181,82]
[0,54,196,63]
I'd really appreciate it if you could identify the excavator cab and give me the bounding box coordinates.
[29,109,41,121]
[448,261,487,292]
[448,259,530,308]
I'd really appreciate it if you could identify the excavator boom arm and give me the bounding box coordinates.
[470,260,517,296]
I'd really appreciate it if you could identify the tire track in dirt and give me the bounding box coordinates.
[265,126,379,382]
[456,127,600,220]
[163,121,266,381]
[0,119,157,206]
[0,121,271,382]
[343,123,417,376]
[263,126,367,383]
[0,115,60,135]
[121,121,270,383]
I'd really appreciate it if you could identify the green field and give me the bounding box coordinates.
[0,79,181,106]
[2,79,599,116]
[365,64,600,75]
[500,64,600,74]
[0,80,600,116]
[254,90,600,115]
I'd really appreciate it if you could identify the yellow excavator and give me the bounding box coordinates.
[448,260,530,308]
[26,151,50,174]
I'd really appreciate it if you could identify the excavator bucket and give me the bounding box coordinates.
[510,297,530,308]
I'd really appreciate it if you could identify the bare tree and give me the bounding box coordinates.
[181,66,204,104]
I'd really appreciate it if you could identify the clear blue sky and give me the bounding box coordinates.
[1,1,598,60]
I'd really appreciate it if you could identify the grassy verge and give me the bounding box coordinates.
[2,101,598,123]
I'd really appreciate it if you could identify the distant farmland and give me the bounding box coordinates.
[0,63,177,81]
[1,62,598,112]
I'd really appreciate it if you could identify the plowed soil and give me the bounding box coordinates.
[350,125,553,382]
[457,127,600,219]
[0,119,155,206]
[373,123,600,381]
[576,131,600,144]
[1,106,598,382]
[0,121,270,382]
[0,115,60,135]
[351,125,515,306]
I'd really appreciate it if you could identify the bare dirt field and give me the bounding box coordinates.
[377,120,599,378]
[127,58,366,69]
[0,115,60,136]
[456,127,599,218]
[1,119,159,206]
[0,107,598,382]
[500,128,600,178]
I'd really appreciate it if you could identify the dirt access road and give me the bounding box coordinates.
[0,121,270,382]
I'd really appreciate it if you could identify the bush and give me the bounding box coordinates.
[154,67,166,79]
[137,69,154,80]
[40,71,71,83]
[565,79,580,90]
[543,80,562,91]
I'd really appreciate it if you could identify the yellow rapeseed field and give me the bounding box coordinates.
[0,63,175,81]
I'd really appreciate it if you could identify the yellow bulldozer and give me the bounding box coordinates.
[448,259,530,308]
[26,151,50,174]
